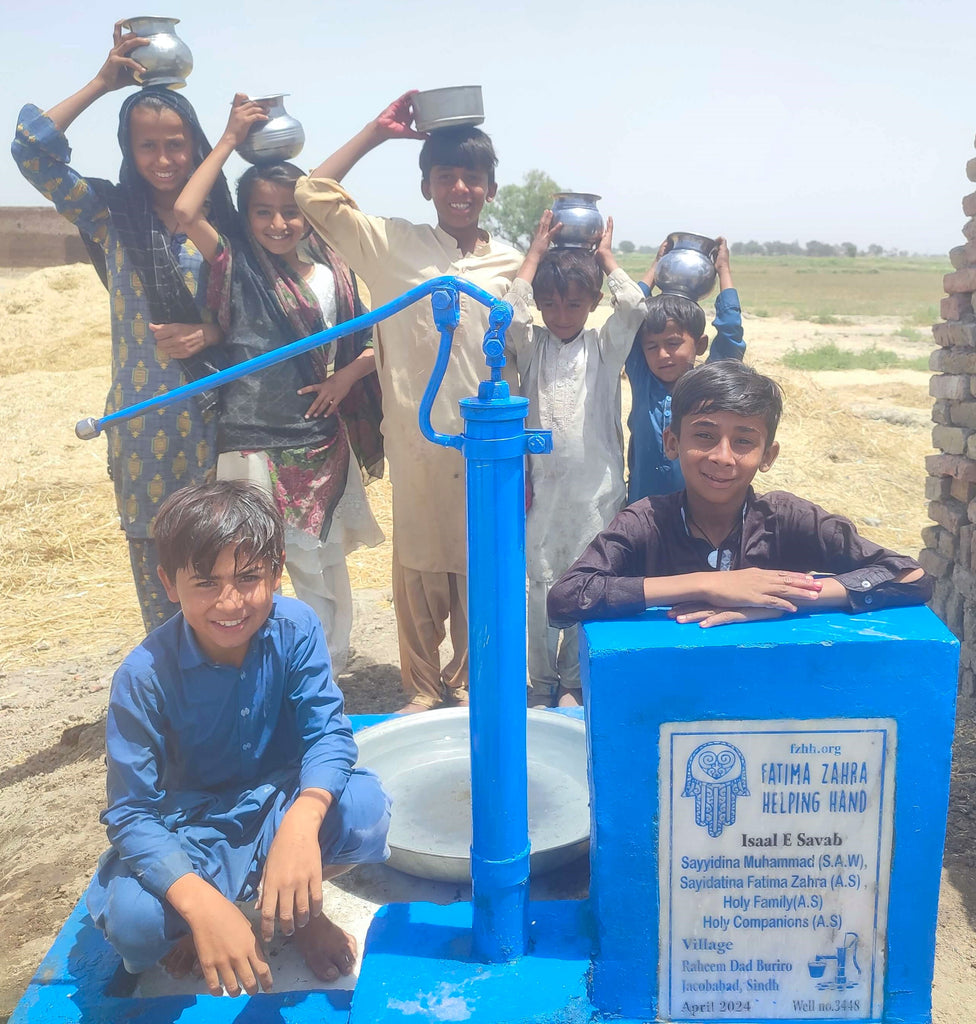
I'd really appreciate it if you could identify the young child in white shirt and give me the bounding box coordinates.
[506,212,646,706]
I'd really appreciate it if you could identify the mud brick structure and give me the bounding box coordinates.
[0,206,89,267]
[921,134,976,700]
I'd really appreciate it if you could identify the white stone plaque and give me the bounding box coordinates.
[658,719,895,1021]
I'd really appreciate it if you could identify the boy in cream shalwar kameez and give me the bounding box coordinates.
[296,92,520,711]
[505,213,646,706]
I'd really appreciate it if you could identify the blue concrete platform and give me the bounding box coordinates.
[350,900,594,1023]
[582,605,959,1024]
[10,710,592,1024]
[9,897,353,1023]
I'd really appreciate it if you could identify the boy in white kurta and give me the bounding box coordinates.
[295,92,521,712]
[506,213,646,706]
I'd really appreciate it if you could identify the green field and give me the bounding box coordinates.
[781,342,930,372]
[615,253,949,321]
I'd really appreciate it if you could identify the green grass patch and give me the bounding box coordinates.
[781,343,930,372]
[892,325,927,343]
[796,312,853,325]
[907,303,940,326]
[616,254,948,319]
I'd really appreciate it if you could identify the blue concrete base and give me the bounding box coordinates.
[11,897,597,1024]
[349,900,595,1024]
[8,898,352,1024]
[8,715,399,1024]
[582,606,959,1023]
[10,711,596,1024]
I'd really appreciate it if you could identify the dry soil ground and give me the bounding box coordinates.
[0,267,973,1020]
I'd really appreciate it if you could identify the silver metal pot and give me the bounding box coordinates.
[236,95,305,165]
[122,16,192,90]
[655,232,719,300]
[550,192,603,249]
[353,708,590,882]
[412,86,484,133]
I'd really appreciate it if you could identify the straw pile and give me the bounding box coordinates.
[751,361,933,555]
[0,265,931,670]
[0,265,108,375]
[0,266,393,670]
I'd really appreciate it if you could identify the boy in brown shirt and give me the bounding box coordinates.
[548,361,930,628]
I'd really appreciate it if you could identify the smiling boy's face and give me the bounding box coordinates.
[664,408,779,511]
[421,164,496,237]
[158,544,282,667]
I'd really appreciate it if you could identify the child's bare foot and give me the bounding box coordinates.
[556,685,582,708]
[295,912,357,982]
[397,699,434,714]
[161,934,199,978]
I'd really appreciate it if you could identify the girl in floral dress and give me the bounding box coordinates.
[173,95,383,674]
[12,23,237,630]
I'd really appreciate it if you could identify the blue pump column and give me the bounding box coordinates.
[463,382,535,961]
[419,285,552,962]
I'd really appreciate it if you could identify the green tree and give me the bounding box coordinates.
[806,240,837,257]
[483,169,561,250]
[618,240,636,254]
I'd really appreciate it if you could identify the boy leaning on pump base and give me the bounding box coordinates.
[548,361,931,630]
[85,480,390,997]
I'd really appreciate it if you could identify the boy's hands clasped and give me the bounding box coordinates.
[668,568,824,629]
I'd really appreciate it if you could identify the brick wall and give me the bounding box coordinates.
[0,207,90,267]
[921,133,976,701]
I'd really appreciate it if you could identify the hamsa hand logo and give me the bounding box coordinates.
[682,741,749,838]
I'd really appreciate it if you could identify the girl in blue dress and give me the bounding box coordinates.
[12,22,237,630]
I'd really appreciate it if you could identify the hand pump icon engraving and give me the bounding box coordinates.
[809,931,862,990]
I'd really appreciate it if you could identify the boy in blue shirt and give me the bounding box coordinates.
[85,481,390,996]
[626,237,745,502]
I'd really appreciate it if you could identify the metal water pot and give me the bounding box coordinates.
[655,232,719,300]
[412,86,485,133]
[236,95,305,165]
[550,192,603,249]
[123,16,192,90]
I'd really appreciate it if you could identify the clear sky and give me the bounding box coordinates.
[3,0,975,255]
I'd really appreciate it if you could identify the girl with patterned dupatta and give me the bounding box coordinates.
[173,95,384,675]
[11,22,237,631]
